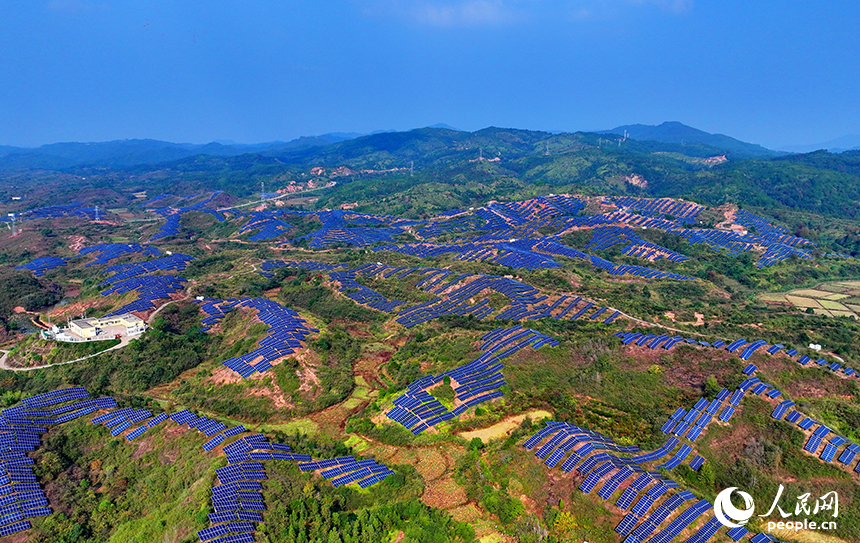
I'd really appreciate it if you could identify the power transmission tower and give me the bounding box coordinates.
[95,206,100,221]
[410,161,414,177]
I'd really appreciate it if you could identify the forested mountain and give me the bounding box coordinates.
[2,123,860,543]
[602,121,780,157]
[3,126,860,223]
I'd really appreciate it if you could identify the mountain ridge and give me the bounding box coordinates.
[0,122,781,170]
[601,121,780,157]
[779,134,860,153]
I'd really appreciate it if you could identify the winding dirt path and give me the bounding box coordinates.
[0,283,195,372]
[0,335,132,372]
[614,308,708,338]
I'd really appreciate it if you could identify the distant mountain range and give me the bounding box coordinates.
[600,121,780,157]
[3,124,860,225]
[0,122,787,171]
[778,134,860,153]
[0,132,363,169]
[4,122,859,172]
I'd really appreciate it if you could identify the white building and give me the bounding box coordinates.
[44,313,146,343]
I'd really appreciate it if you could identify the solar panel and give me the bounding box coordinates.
[726,526,749,541]
[820,443,837,462]
[689,455,705,471]
[631,495,655,516]
[0,520,31,536]
[838,448,856,465]
[798,417,815,430]
[804,435,822,453]
[615,513,639,535]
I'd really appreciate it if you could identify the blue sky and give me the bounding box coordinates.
[0,1,857,148]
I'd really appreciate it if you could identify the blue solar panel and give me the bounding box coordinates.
[838,448,857,465]
[785,410,801,423]
[631,495,655,516]
[804,435,822,453]
[798,417,815,430]
[615,513,639,535]
[689,455,705,470]
[0,520,31,536]
[726,526,749,541]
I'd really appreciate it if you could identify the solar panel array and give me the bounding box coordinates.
[237,209,307,241]
[101,274,187,316]
[197,297,317,378]
[608,197,704,224]
[386,326,557,434]
[330,266,408,312]
[585,226,689,263]
[375,236,696,279]
[14,256,69,277]
[1,386,401,540]
[521,421,763,543]
[395,272,547,326]
[198,427,395,540]
[17,243,197,327]
[268,260,627,332]
[0,202,107,227]
[15,195,828,292]
[358,195,817,270]
[100,253,195,285]
[92,408,154,436]
[16,242,164,279]
[520,384,853,543]
[0,387,129,536]
[298,456,394,488]
[146,191,223,241]
[80,243,163,266]
[614,329,859,383]
[658,372,860,478]
[4,390,116,427]
[301,226,405,249]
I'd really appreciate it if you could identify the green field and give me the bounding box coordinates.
[762,281,860,319]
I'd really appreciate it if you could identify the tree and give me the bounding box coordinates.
[697,462,715,490]
[704,375,721,398]
[553,511,579,538]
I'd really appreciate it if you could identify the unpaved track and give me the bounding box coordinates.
[0,335,132,372]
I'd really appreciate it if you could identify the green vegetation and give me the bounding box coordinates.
[1,304,210,396]
[4,335,121,368]
[2,128,860,542]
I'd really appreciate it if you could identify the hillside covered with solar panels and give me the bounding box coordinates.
[2,128,860,543]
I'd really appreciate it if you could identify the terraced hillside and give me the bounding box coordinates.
[0,179,859,543]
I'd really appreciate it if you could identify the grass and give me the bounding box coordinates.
[10,192,860,542]
[768,527,851,543]
[762,281,860,320]
[258,418,319,436]
[4,335,121,368]
[344,434,369,452]
[34,418,218,543]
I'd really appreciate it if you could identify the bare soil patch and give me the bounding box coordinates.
[458,409,552,442]
[421,476,468,510]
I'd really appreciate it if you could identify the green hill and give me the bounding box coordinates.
[603,121,781,157]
